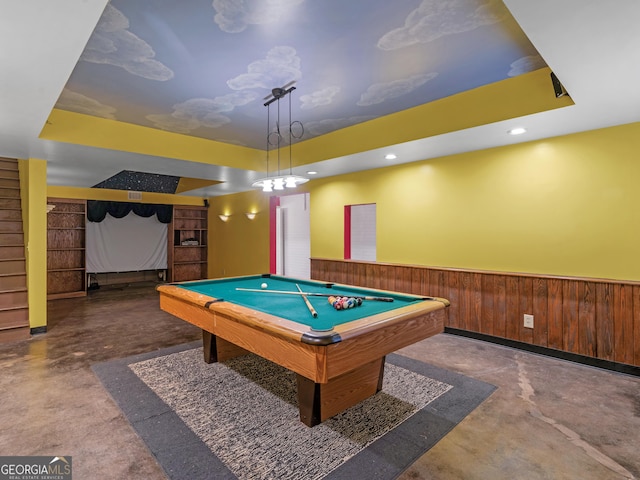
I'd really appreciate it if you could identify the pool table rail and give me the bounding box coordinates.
[157,283,312,343]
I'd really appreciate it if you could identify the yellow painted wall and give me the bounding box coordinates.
[311,121,640,281]
[47,185,205,205]
[18,159,48,329]
[207,190,271,278]
[207,121,640,283]
[41,109,265,172]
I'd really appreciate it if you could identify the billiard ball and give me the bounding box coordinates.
[261,283,268,289]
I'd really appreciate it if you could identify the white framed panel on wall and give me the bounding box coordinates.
[350,203,376,261]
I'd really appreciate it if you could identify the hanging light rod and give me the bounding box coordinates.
[263,81,296,106]
[253,81,308,193]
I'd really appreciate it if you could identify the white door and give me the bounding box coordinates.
[276,193,310,279]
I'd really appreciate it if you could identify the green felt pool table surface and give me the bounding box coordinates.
[176,274,430,332]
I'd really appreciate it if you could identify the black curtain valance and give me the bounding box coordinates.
[87,201,173,223]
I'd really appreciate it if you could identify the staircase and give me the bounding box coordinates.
[0,158,29,342]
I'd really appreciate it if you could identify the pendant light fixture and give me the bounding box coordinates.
[252,82,308,192]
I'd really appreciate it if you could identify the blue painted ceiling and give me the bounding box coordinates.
[55,0,545,151]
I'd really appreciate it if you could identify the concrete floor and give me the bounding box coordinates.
[0,283,638,480]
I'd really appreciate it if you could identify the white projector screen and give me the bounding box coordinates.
[86,211,167,273]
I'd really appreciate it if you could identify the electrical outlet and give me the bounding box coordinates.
[524,314,534,328]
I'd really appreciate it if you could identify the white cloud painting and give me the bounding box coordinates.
[80,4,174,81]
[300,87,341,110]
[508,55,546,77]
[56,90,117,120]
[358,74,438,107]
[147,91,258,133]
[378,0,508,50]
[227,46,302,91]
[212,0,305,33]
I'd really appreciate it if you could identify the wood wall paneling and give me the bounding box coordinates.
[580,282,596,358]
[547,279,563,350]
[562,280,579,354]
[596,283,614,361]
[614,284,633,364]
[532,278,548,347]
[480,275,495,336]
[310,258,640,368]
[504,276,519,341]
[519,277,533,345]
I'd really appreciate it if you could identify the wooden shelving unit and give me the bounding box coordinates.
[47,198,87,299]
[168,206,208,282]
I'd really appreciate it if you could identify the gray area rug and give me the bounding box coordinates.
[93,341,496,480]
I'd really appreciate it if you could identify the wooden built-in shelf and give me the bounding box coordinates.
[168,206,208,282]
[46,198,87,300]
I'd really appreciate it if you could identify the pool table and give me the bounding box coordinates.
[157,274,449,426]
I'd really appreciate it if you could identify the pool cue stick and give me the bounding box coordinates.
[235,287,394,302]
[296,283,318,318]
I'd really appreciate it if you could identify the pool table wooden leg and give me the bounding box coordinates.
[296,356,386,427]
[202,330,216,363]
[202,330,250,364]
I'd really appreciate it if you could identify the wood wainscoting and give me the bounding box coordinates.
[310,258,640,370]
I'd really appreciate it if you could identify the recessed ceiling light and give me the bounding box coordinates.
[306,171,317,175]
[508,127,527,136]
[385,153,397,160]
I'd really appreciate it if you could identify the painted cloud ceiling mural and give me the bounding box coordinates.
[56,0,545,150]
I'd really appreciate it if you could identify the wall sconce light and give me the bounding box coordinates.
[245,212,257,220]
[218,214,229,222]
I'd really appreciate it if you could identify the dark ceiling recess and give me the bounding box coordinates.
[93,170,180,194]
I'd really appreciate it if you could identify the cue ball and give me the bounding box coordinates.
[261,283,268,289]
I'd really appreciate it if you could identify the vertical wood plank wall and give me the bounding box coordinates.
[310,258,640,368]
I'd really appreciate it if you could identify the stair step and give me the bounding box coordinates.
[0,171,19,180]
[0,177,19,188]
[0,259,26,275]
[0,306,28,330]
[0,198,20,208]
[0,209,22,221]
[0,232,24,245]
[0,158,18,168]
[0,286,27,292]
[0,246,25,260]
[0,326,30,343]
[0,220,23,233]
[0,303,28,312]
[0,187,20,197]
[0,290,28,309]
[0,273,26,289]
[0,292,28,306]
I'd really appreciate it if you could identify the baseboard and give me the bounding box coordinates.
[30,326,47,335]
[445,328,640,378]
